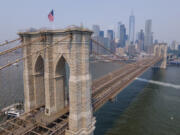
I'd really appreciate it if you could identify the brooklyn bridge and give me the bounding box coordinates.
[0,27,167,135]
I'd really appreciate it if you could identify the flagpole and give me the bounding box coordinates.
[49,21,54,30]
[51,22,54,30]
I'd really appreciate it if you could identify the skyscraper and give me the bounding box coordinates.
[129,12,135,44]
[107,30,116,52]
[119,24,127,47]
[137,29,144,51]
[116,22,121,40]
[107,30,114,41]
[92,25,100,37]
[99,31,104,38]
[144,20,153,51]
[92,25,101,54]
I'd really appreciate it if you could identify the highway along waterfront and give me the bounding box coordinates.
[0,54,180,135]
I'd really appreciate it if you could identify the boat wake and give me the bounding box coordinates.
[135,78,180,89]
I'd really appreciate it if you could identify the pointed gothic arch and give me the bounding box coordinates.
[34,55,45,107]
[55,56,70,112]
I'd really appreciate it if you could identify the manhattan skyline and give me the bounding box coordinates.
[0,0,180,43]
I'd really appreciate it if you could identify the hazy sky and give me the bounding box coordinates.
[0,0,180,43]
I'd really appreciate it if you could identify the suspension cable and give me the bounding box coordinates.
[92,49,160,70]
[92,51,126,64]
[0,35,71,71]
[0,38,21,47]
[91,39,162,68]
[0,37,42,56]
[91,38,126,60]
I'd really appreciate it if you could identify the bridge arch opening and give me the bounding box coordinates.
[34,55,45,108]
[55,56,70,112]
[161,47,164,57]
[154,46,159,56]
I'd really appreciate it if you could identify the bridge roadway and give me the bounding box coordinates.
[92,56,161,111]
[0,56,162,135]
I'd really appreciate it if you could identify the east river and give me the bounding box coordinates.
[0,53,180,135]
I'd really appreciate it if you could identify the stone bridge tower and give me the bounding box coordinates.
[154,43,168,69]
[19,27,96,135]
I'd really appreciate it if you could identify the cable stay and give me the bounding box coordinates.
[91,38,127,61]
[92,51,126,64]
[0,38,21,47]
[91,39,163,69]
[0,35,71,71]
[0,37,42,57]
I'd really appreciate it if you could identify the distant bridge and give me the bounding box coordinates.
[0,27,167,135]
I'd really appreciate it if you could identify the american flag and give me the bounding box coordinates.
[48,10,54,22]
